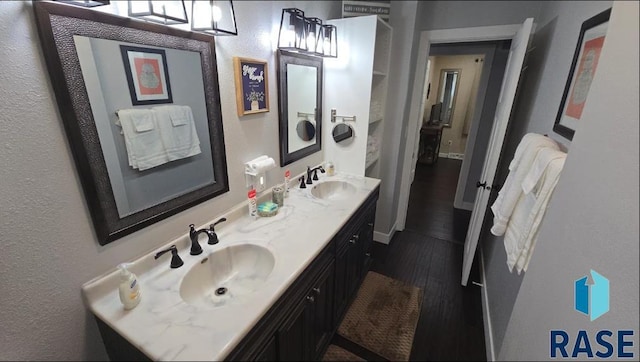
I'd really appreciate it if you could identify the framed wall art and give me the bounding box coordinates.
[553,8,611,140]
[233,57,269,116]
[120,45,173,105]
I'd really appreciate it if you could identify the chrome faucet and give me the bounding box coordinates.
[154,245,183,269]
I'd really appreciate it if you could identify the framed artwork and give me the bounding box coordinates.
[233,57,269,116]
[553,8,611,140]
[120,45,173,105]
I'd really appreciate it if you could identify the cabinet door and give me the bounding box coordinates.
[254,336,278,361]
[346,233,360,296]
[334,240,350,323]
[359,207,376,280]
[278,260,335,361]
[308,260,335,360]
[277,296,311,361]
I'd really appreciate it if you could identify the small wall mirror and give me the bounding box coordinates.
[332,123,354,143]
[437,69,461,127]
[277,50,323,166]
[34,2,229,245]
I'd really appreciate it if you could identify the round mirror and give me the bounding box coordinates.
[332,123,354,143]
[296,120,316,141]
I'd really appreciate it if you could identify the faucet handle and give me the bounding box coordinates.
[299,176,307,189]
[154,245,183,269]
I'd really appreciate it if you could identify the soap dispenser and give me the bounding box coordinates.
[118,263,141,310]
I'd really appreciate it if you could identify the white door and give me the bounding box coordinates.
[461,18,534,286]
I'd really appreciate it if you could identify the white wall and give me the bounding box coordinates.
[499,1,639,359]
[375,0,419,234]
[0,1,340,359]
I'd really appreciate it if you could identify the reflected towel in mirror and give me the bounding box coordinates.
[116,108,169,171]
[153,105,201,161]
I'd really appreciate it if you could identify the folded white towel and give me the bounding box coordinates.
[490,133,559,235]
[153,105,201,161]
[167,106,189,126]
[116,109,168,171]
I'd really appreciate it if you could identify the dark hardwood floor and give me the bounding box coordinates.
[369,159,486,361]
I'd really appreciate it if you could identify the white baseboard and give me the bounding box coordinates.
[480,248,496,361]
[373,221,397,245]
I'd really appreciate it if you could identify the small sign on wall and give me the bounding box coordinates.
[233,57,269,117]
[342,0,390,21]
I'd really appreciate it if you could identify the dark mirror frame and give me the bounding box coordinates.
[33,1,229,245]
[277,50,323,166]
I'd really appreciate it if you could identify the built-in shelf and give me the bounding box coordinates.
[365,154,379,169]
[373,70,387,77]
[369,117,383,124]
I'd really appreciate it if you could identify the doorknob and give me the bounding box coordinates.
[476,181,491,190]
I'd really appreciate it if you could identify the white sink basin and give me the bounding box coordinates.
[311,180,357,200]
[179,244,275,308]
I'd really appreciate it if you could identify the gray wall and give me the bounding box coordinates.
[498,1,639,359]
[463,43,509,205]
[417,1,543,31]
[480,0,617,357]
[0,1,340,360]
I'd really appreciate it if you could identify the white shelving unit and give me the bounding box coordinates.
[365,17,392,178]
[324,15,393,178]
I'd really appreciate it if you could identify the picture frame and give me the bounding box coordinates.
[553,8,611,140]
[120,45,173,105]
[233,57,269,116]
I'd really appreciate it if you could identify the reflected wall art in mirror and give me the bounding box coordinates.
[34,1,229,245]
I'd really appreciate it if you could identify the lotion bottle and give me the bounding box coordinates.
[118,263,141,310]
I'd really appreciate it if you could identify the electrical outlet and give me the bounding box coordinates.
[447,140,453,145]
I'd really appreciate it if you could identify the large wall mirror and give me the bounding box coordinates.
[277,50,323,166]
[34,1,229,245]
[437,69,461,127]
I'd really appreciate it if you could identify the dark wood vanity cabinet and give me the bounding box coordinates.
[230,187,379,361]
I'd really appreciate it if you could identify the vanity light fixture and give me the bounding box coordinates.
[277,8,337,58]
[321,24,338,58]
[305,17,323,55]
[278,8,307,53]
[191,0,238,36]
[128,0,189,25]
[54,0,110,7]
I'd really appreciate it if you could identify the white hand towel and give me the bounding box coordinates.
[513,152,566,273]
[490,133,559,235]
[116,109,169,171]
[153,105,201,161]
[521,148,567,195]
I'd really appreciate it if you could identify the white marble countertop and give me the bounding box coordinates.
[81,172,380,361]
